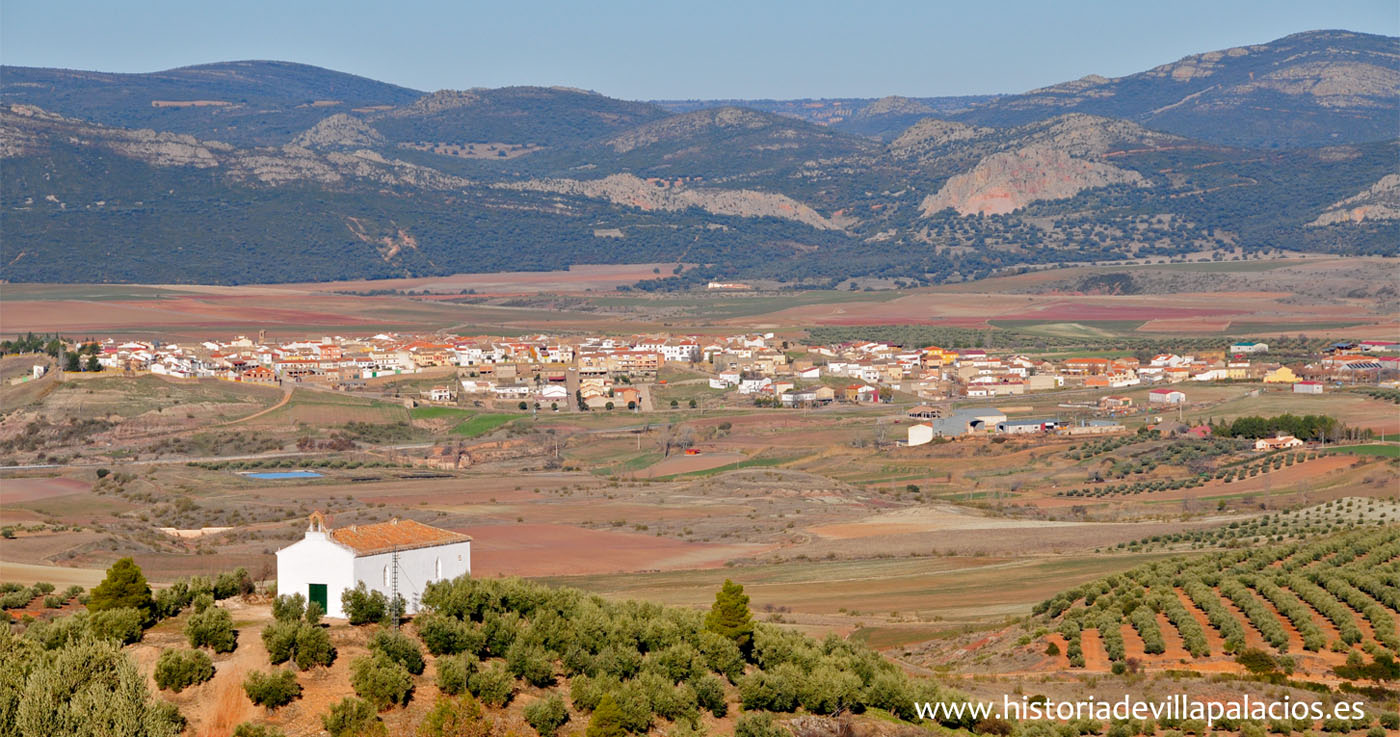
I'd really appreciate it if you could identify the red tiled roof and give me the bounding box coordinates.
[330,519,471,556]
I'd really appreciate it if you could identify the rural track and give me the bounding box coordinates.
[220,386,293,426]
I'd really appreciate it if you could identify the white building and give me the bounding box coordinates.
[906,422,934,447]
[1148,388,1186,404]
[276,513,471,619]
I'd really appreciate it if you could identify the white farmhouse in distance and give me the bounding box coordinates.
[276,513,471,619]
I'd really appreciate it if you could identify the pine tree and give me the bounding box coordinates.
[88,557,155,625]
[585,694,627,737]
[704,578,754,657]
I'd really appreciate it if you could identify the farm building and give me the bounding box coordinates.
[1148,388,1186,405]
[928,408,1006,437]
[1254,435,1304,451]
[995,418,1062,434]
[1229,341,1268,354]
[277,513,471,619]
[906,422,934,447]
[1293,381,1324,394]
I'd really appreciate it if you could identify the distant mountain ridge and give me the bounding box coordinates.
[1,30,1396,286]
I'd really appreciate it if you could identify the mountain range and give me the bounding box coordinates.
[1,30,1396,286]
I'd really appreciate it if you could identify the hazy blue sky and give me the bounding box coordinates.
[3,1,1396,99]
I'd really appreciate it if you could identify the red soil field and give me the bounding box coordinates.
[1,477,90,502]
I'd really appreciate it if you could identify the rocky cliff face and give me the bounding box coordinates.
[919,144,1147,216]
[1309,173,1400,225]
[498,173,838,230]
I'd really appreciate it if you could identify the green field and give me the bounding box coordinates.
[409,406,475,421]
[1328,444,1400,458]
[450,413,517,437]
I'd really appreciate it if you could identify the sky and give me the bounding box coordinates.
[2,0,1397,100]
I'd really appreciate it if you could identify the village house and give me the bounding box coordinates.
[1254,434,1304,451]
[1263,366,1300,383]
[277,513,470,619]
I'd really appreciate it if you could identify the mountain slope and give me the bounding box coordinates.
[952,30,1400,148]
[0,60,423,147]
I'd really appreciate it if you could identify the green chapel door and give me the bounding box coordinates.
[308,583,327,611]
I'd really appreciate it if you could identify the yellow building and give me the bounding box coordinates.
[1263,366,1299,383]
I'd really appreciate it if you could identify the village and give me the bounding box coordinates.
[13,330,1394,450]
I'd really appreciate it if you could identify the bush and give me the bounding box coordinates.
[371,628,426,675]
[417,611,482,656]
[88,606,146,645]
[185,604,238,653]
[8,634,185,737]
[735,712,789,737]
[351,651,415,710]
[691,673,728,717]
[342,582,391,625]
[585,694,627,737]
[468,661,515,707]
[232,723,287,737]
[154,648,215,693]
[271,593,306,623]
[420,693,496,737]
[506,639,555,687]
[524,693,570,737]
[262,619,335,669]
[244,669,302,710]
[322,697,383,737]
[437,652,479,696]
[214,568,255,599]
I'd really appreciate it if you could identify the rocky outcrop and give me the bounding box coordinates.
[604,107,775,153]
[920,144,1147,216]
[498,173,838,230]
[2,104,471,191]
[290,113,386,149]
[1308,174,1400,226]
[890,119,994,151]
[1,104,230,166]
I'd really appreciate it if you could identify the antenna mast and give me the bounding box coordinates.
[391,545,401,630]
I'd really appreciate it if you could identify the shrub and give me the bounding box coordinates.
[691,672,728,717]
[420,693,496,737]
[417,611,482,656]
[262,619,335,669]
[154,648,215,693]
[214,568,255,599]
[322,697,383,737]
[294,623,336,669]
[271,594,306,623]
[243,669,302,710]
[437,652,479,696]
[185,604,238,653]
[342,582,392,625]
[351,651,415,710]
[735,712,789,737]
[585,694,627,737]
[9,635,185,737]
[371,628,426,675]
[88,606,146,645]
[232,723,287,737]
[506,639,555,687]
[468,661,515,707]
[524,693,570,737]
